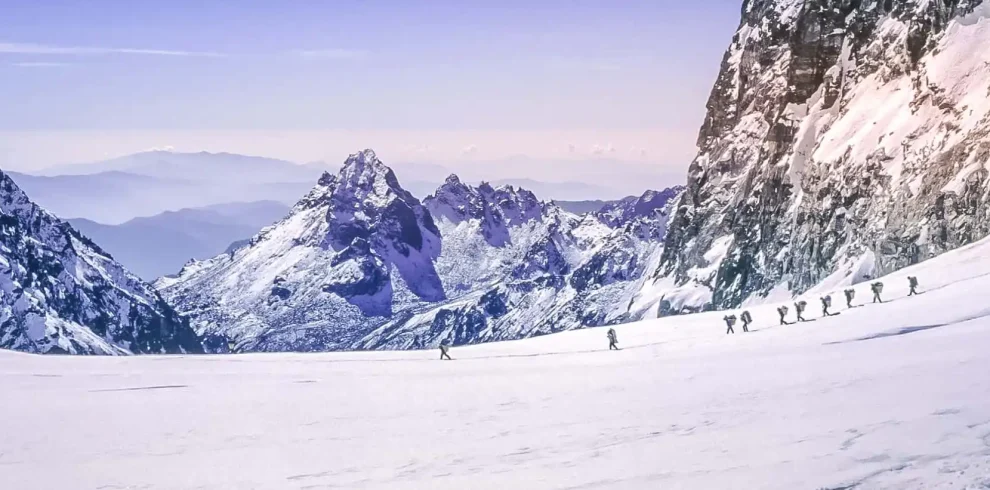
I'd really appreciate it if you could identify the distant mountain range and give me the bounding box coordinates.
[13,151,653,224]
[156,150,682,352]
[69,201,291,281]
[64,197,627,283]
[6,166,310,224]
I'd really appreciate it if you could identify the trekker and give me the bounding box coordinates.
[777,305,790,325]
[439,343,452,360]
[871,282,884,303]
[724,314,737,335]
[795,300,808,322]
[908,276,919,296]
[740,310,753,332]
[607,328,619,350]
[844,288,856,308]
[821,295,833,316]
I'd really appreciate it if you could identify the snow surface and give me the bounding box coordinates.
[4,234,990,489]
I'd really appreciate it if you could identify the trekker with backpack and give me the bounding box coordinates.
[821,295,834,316]
[795,300,808,322]
[724,314,737,335]
[908,276,920,296]
[871,282,884,303]
[777,305,791,325]
[607,328,619,350]
[843,288,856,308]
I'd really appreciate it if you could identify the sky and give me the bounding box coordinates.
[0,0,742,174]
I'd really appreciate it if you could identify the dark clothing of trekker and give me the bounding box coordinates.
[844,289,855,308]
[724,315,737,335]
[777,306,790,325]
[871,282,884,303]
[440,344,452,360]
[821,295,833,316]
[607,328,619,350]
[740,311,752,333]
[795,301,807,322]
[908,276,919,296]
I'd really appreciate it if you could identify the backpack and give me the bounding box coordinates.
[725,315,737,325]
[741,311,752,323]
[909,276,918,287]
[872,282,884,293]
[844,288,855,299]
[778,305,788,315]
[795,300,807,311]
[822,295,831,307]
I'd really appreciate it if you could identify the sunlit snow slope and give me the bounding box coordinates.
[3,235,990,489]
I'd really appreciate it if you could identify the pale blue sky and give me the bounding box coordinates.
[0,0,742,170]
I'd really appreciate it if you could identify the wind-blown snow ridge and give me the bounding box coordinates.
[157,150,682,352]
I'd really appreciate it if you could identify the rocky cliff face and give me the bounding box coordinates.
[157,150,682,352]
[597,186,685,228]
[648,0,990,313]
[0,171,201,354]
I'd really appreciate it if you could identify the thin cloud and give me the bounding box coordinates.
[462,144,478,155]
[0,42,223,57]
[295,48,368,60]
[11,61,72,68]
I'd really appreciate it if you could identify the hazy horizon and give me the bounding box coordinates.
[1,0,743,185]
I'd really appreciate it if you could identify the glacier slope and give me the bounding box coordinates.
[3,233,990,489]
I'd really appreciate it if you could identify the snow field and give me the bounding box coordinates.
[3,236,990,489]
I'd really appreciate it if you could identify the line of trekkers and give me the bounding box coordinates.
[440,276,922,357]
[722,276,920,335]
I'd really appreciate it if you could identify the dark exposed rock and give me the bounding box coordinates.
[656,0,989,312]
[0,170,201,354]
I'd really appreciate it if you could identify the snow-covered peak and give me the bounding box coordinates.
[0,170,201,355]
[425,175,501,223]
[158,151,666,352]
[424,175,558,247]
[336,149,390,188]
[596,186,684,228]
[478,182,545,226]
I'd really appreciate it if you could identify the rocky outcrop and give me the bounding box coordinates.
[0,170,201,354]
[597,187,684,228]
[424,175,510,247]
[651,0,990,311]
